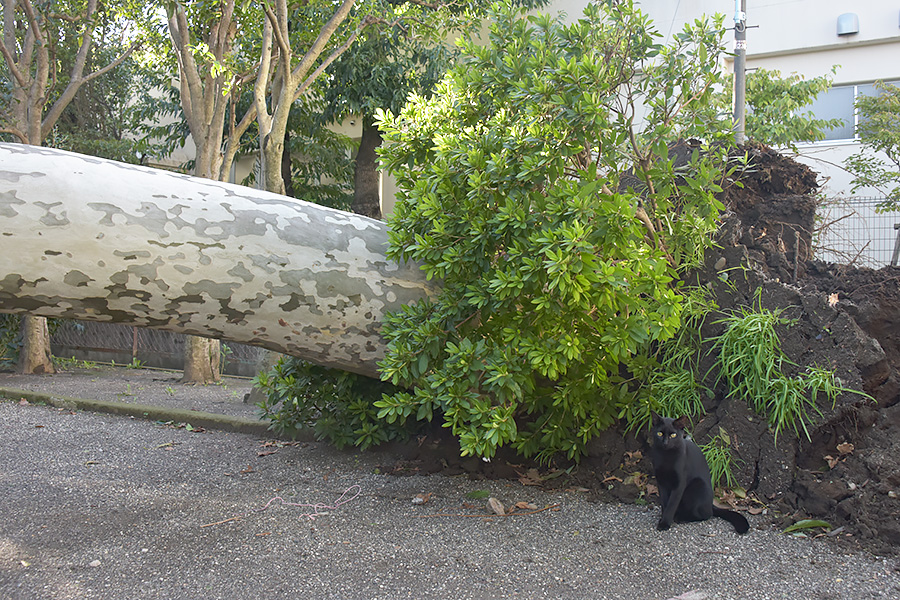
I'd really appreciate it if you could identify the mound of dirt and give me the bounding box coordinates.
[380,143,900,556]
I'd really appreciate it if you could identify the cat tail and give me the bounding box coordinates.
[712,506,750,534]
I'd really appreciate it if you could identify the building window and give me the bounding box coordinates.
[805,81,900,141]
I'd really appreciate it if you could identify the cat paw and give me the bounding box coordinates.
[656,519,671,531]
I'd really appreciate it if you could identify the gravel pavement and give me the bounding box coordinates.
[0,367,898,600]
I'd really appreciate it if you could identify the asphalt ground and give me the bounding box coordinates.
[0,366,898,600]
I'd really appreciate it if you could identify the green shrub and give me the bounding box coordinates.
[254,357,415,449]
[0,314,20,368]
[375,1,734,462]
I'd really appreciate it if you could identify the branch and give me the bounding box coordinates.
[289,0,356,88]
[0,38,27,88]
[19,0,45,46]
[167,3,204,137]
[263,3,291,66]
[0,127,28,144]
[67,0,99,89]
[42,39,140,140]
[293,15,378,102]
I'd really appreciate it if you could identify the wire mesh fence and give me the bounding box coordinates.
[814,197,900,268]
[51,320,267,377]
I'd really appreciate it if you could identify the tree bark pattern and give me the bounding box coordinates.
[0,144,437,378]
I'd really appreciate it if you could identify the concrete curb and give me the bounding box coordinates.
[0,385,298,438]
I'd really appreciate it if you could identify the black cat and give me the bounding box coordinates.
[649,413,749,534]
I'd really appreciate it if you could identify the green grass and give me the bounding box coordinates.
[710,298,872,442]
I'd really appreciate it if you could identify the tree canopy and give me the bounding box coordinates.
[844,82,900,212]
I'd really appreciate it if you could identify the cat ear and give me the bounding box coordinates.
[673,416,690,430]
[650,411,663,426]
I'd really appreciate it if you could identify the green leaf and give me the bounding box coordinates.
[465,489,491,500]
[782,519,833,534]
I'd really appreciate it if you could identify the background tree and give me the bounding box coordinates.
[320,18,456,218]
[737,67,842,150]
[844,82,900,212]
[320,1,547,219]
[374,2,734,462]
[0,0,138,374]
[252,0,366,196]
[163,0,262,382]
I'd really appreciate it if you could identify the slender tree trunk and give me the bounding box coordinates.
[282,129,294,197]
[181,336,221,384]
[352,117,383,219]
[17,315,54,374]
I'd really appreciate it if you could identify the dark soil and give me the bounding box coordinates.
[377,143,900,557]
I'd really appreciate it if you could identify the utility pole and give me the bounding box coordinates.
[733,0,747,143]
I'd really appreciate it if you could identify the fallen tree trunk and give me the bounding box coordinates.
[0,143,437,378]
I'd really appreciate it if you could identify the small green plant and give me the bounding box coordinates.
[710,296,871,441]
[220,343,233,370]
[254,357,417,449]
[164,386,176,397]
[52,356,100,370]
[0,314,21,368]
[700,427,738,489]
[621,285,715,433]
[127,358,144,369]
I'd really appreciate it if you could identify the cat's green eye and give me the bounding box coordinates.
[670,432,677,438]
[656,432,663,437]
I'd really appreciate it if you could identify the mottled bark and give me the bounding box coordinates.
[0,144,437,378]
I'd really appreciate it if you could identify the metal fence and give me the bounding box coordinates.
[51,321,267,377]
[814,197,900,268]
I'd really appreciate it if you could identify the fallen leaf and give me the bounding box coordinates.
[624,472,647,487]
[623,450,643,468]
[514,501,538,511]
[782,519,832,534]
[240,465,254,474]
[255,532,272,537]
[827,292,839,307]
[517,468,544,486]
[645,483,658,496]
[19,399,29,406]
[257,450,278,457]
[602,475,623,484]
[824,455,840,469]
[837,442,854,455]
[747,506,764,515]
[487,497,505,516]
[411,493,432,505]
